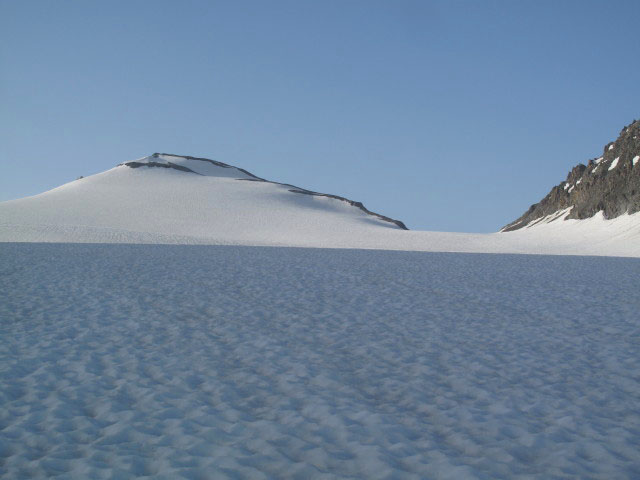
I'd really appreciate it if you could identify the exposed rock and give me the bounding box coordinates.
[502,119,640,231]
[120,160,200,175]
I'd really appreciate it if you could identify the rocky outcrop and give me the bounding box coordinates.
[121,160,200,174]
[502,119,640,231]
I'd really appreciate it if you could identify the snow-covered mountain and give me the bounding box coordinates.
[1,151,640,257]
[502,119,640,231]
[0,153,407,246]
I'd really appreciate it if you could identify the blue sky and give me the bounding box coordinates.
[1,0,639,232]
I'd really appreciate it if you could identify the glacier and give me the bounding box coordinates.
[2,154,640,478]
[1,243,639,479]
[1,153,639,257]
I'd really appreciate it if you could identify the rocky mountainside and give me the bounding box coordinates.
[502,119,640,232]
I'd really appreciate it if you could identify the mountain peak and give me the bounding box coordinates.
[502,119,640,232]
[118,153,259,179]
[117,153,408,230]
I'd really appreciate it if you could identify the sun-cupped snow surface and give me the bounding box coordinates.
[1,243,639,479]
[1,154,640,257]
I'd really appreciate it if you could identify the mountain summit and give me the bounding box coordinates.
[502,120,640,231]
[122,153,407,230]
[0,153,410,246]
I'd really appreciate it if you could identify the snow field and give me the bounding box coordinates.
[1,244,639,479]
[2,154,640,257]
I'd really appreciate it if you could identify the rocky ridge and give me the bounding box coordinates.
[502,119,640,232]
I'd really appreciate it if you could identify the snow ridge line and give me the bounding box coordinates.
[123,152,409,230]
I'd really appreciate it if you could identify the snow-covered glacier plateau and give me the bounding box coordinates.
[1,153,639,257]
[1,243,639,479]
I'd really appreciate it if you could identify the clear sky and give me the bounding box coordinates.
[1,0,639,232]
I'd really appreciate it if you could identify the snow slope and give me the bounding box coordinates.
[1,154,639,257]
[1,243,639,479]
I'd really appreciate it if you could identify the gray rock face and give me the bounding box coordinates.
[502,119,640,232]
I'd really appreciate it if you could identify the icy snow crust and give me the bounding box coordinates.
[1,154,640,257]
[1,243,639,479]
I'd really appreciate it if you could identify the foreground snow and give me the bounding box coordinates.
[1,154,639,257]
[1,244,639,479]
